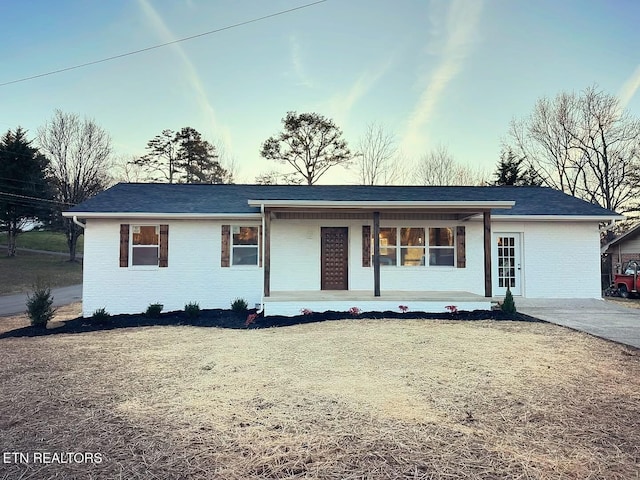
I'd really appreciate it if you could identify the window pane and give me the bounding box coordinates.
[429,248,454,266]
[379,228,396,246]
[233,246,258,265]
[401,228,425,246]
[429,227,454,246]
[132,246,159,265]
[233,226,258,246]
[133,225,158,245]
[401,247,425,266]
[378,247,397,266]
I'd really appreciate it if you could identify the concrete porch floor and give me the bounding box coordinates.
[265,290,489,302]
[263,290,493,316]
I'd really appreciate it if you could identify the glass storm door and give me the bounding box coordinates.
[493,233,522,296]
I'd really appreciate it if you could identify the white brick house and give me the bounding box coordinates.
[63,184,621,317]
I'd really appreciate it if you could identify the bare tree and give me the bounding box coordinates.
[415,145,486,185]
[38,110,112,261]
[354,123,402,185]
[509,86,640,212]
[112,155,147,183]
[260,112,352,185]
[254,170,303,185]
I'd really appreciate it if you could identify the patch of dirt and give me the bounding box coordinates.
[2,309,639,478]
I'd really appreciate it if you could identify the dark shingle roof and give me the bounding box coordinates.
[66,183,619,217]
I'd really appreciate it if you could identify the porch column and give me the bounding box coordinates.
[373,211,380,297]
[264,208,271,297]
[484,210,492,297]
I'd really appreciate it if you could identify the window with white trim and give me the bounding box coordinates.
[374,226,454,266]
[131,225,159,266]
[428,227,455,266]
[232,226,258,266]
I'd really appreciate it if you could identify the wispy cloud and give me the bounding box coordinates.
[289,35,314,88]
[618,64,640,110]
[136,0,232,147]
[400,0,483,155]
[328,56,394,126]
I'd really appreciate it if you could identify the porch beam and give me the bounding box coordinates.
[484,210,492,297]
[373,211,381,297]
[264,207,271,297]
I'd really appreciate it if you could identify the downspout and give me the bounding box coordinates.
[256,204,265,315]
[72,216,86,229]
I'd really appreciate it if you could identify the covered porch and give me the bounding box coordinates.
[249,198,514,317]
[264,290,494,317]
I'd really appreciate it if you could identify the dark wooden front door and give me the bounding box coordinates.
[321,227,348,290]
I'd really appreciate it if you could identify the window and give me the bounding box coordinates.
[428,227,454,266]
[378,228,397,266]
[132,225,159,266]
[232,226,258,266]
[400,228,425,266]
[373,226,455,267]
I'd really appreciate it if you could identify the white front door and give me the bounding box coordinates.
[493,233,522,296]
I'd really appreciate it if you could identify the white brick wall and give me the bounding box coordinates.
[492,221,602,298]
[82,219,262,316]
[270,218,486,295]
[81,217,604,316]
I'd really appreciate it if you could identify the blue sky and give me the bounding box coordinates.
[1,0,639,183]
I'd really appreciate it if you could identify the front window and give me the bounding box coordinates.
[132,225,159,266]
[378,227,397,266]
[428,227,455,266]
[373,226,454,267]
[400,228,425,266]
[232,226,258,266]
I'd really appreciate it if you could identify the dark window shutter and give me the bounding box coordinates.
[362,225,371,267]
[456,226,466,268]
[119,224,130,267]
[221,225,230,267]
[159,225,169,267]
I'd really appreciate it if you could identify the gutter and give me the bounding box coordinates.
[72,216,86,229]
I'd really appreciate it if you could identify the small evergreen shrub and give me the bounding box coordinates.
[26,281,56,328]
[231,298,248,313]
[146,303,164,318]
[91,307,111,325]
[501,287,517,314]
[184,302,201,318]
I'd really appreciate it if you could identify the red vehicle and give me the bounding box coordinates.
[609,261,640,298]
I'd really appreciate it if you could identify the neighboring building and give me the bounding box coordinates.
[63,183,621,317]
[602,223,640,284]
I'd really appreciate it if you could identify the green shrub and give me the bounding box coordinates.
[146,303,164,318]
[91,307,111,325]
[231,297,248,313]
[184,302,201,318]
[501,287,516,314]
[26,281,56,328]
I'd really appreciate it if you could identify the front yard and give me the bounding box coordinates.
[1,307,638,479]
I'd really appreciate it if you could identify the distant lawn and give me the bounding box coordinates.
[0,230,83,255]
[0,251,82,295]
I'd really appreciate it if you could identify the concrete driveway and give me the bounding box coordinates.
[518,298,640,349]
[0,284,82,317]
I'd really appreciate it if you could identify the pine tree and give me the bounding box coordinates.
[0,128,53,256]
[501,286,517,314]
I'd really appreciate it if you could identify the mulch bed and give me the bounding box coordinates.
[0,308,541,339]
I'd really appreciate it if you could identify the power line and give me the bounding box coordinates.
[0,0,328,87]
[0,191,73,207]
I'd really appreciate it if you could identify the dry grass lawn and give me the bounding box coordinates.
[1,305,639,479]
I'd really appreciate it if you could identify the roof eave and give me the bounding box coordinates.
[488,214,624,222]
[247,200,515,209]
[62,212,261,220]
